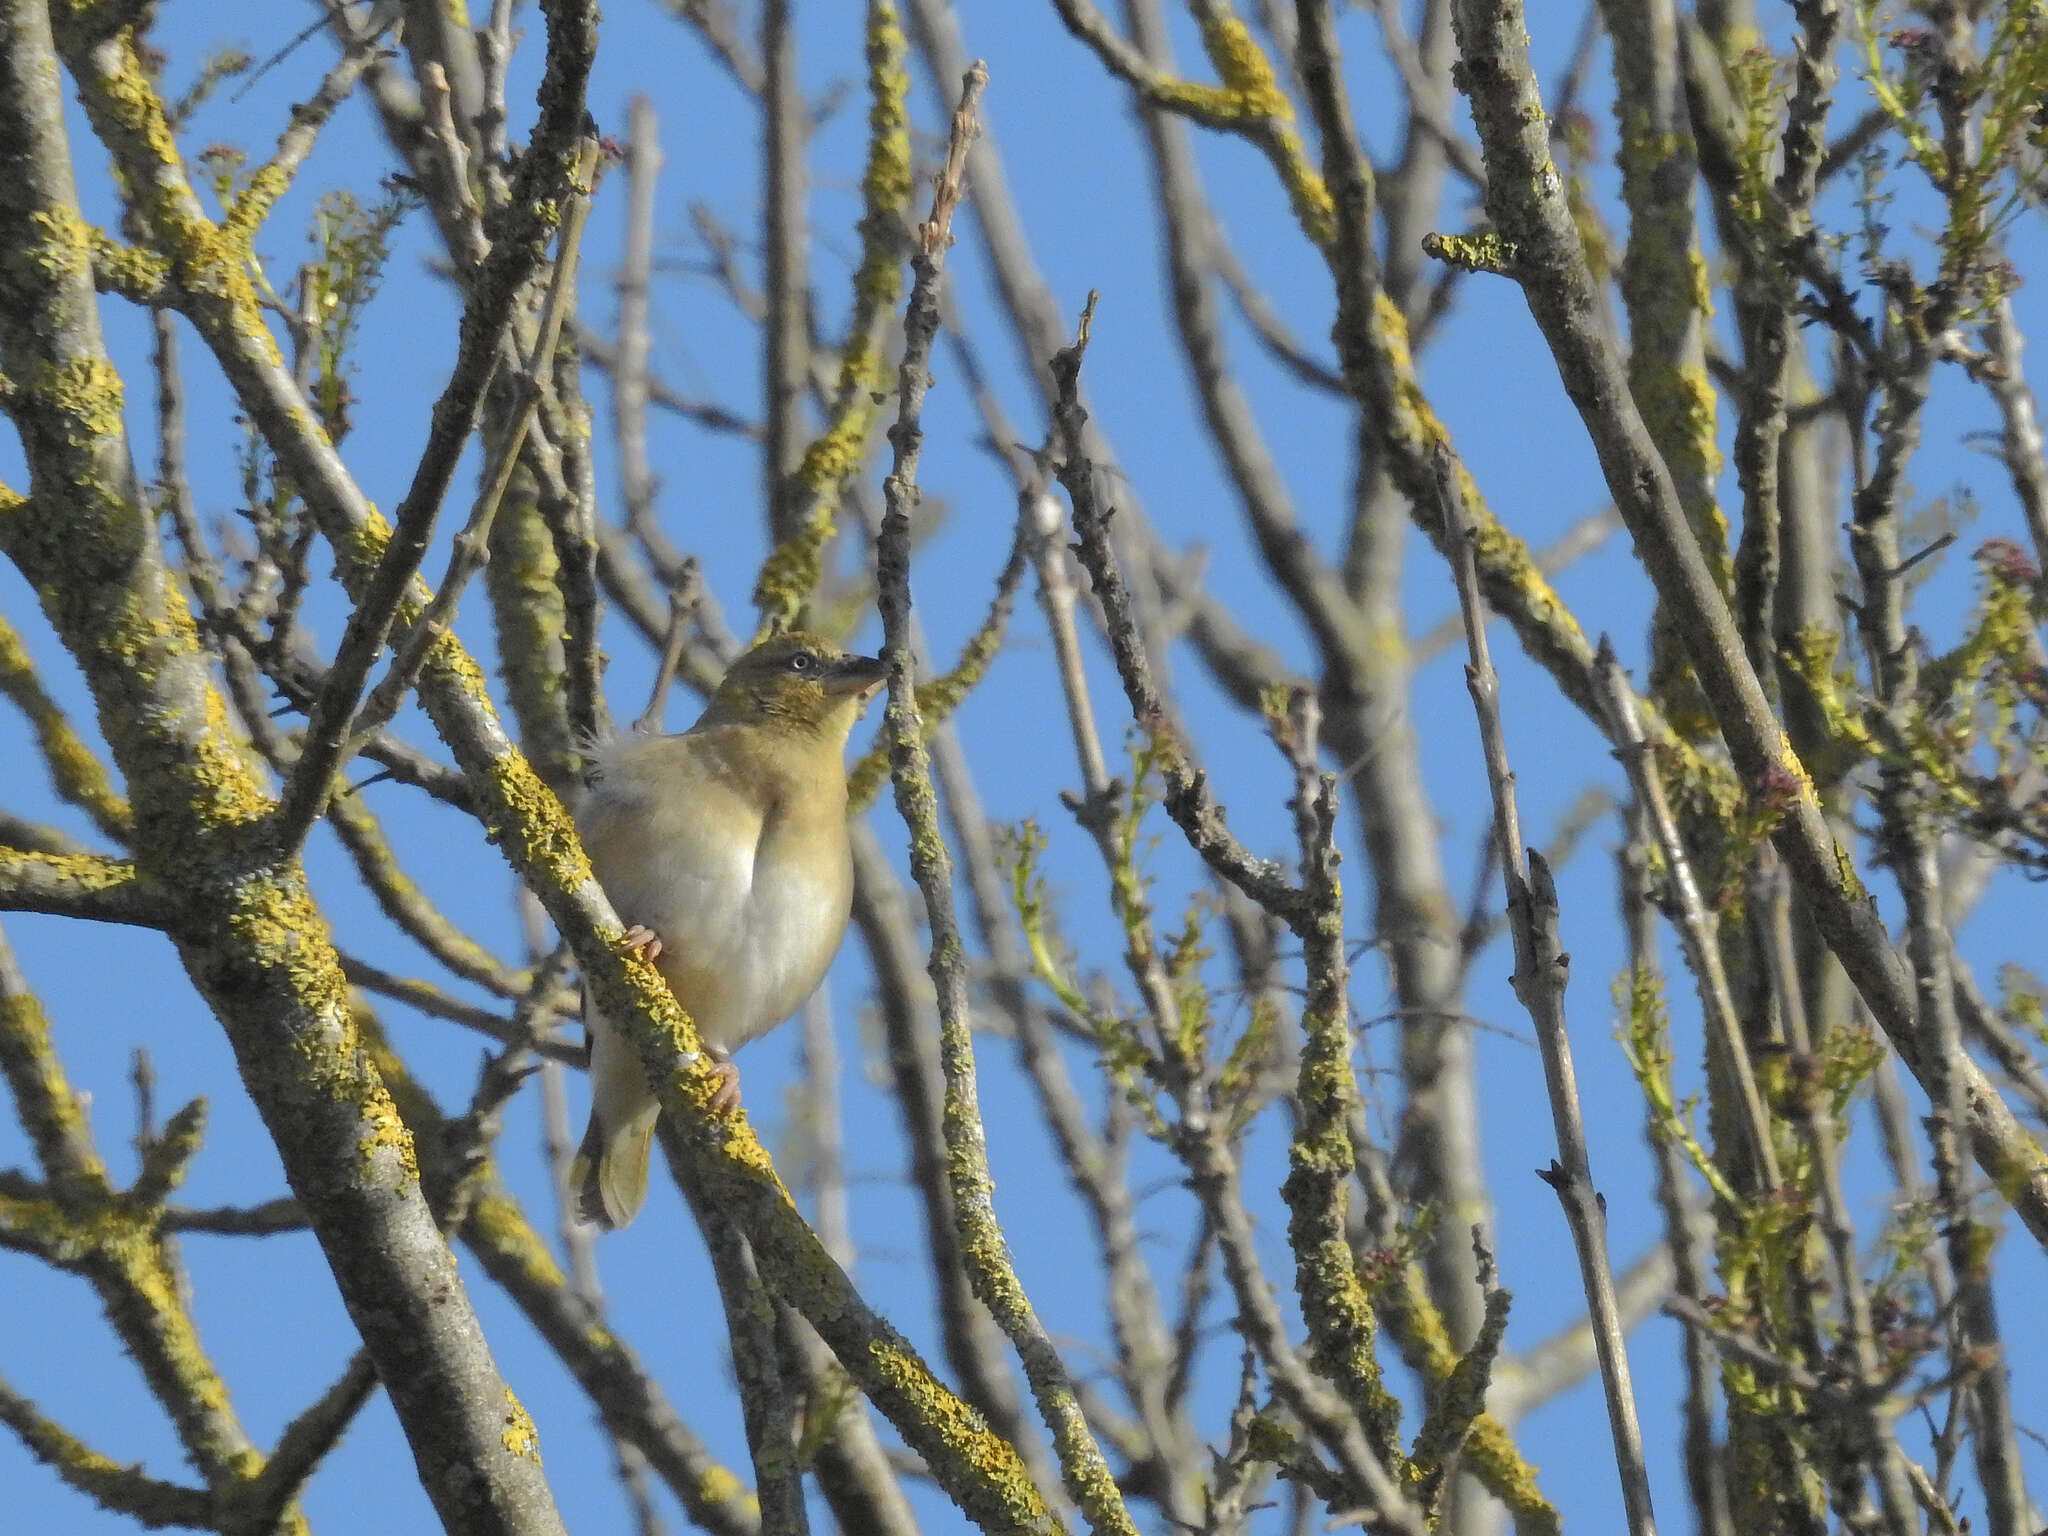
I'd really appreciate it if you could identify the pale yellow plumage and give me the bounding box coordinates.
[569,633,884,1228]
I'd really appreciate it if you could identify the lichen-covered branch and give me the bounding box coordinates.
[874,61,1136,1536]
[1443,0,2048,1250]
[0,1368,212,1531]
[0,925,308,1532]
[0,614,130,843]
[752,0,914,632]
[11,6,580,1528]
[0,847,166,927]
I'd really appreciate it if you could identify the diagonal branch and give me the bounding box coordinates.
[0,1370,212,1530]
[1053,302,1308,928]
[273,84,600,852]
[1443,0,2048,1251]
[0,615,131,843]
[340,135,604,768]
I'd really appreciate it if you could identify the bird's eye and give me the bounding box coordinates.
[788,653,813,673]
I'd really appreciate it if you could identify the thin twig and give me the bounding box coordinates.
[1436,446,1659,1536]
[228,1353,381,1536]
[1591,640,1779,1195]
[614,95,664,548]
[761,0,810,541]
[873,60,1135,1536]
[341,135,606,766]
[272,114,599,850]
[634,583,698,737]
[1053,297,1308,926]
[231,3,399,232]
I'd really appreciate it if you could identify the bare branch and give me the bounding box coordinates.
[1436,448,1659,1536]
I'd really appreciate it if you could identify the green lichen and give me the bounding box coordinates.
[482,475,576,787]
[1460,1417,1561,1536]
[1282,1144,1404,1460]
[7,1181,283,1520]
[0,977,107,1183]
[1374,1251,1554,1528]
[848,560,1017,808]
[1365,301,1604,714]
[1408,1284,1509,1497]
[1127,8,1336,252]
[1609,94,1729,740]
[474,741,593,894]
[1833,837,1866,901]
[1616,961,1742,1208]
[217,879,425,1195]
[64,35,279,371]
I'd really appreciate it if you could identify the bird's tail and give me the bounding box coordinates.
[569,1104,658,1229]
[572,997,662,1229]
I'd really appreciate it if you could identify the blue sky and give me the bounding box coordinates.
[4,2,2046,1532]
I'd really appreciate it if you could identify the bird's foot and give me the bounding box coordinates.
[707,1047,742,1112]
[621,924,665,962]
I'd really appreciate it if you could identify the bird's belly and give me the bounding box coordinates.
[732,863,848,1040]
[624,840,846,1054]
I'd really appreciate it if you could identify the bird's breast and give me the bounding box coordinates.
[733,829,854,1035]
[577,730,855,1053]
[586,808,850,1054]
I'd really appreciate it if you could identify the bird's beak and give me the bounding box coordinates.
[825,653,889,698]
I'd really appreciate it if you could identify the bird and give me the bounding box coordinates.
[568,631,886,1229]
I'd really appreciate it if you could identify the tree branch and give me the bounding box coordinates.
[1436,449,1659,1536]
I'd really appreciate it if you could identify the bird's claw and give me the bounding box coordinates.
[707,1050,742,1112]
[621,924,665,962]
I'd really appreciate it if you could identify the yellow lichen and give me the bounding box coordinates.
[467,1190,567,1290]
[499,1389,542,1464]
[0,982,108,1182]
[86,225,169,299]
[694,1464,753,1516]
[866,1338,1056,1527]
[357,1080,421,1182]
[24,207,94,287]
[752,0,914,633]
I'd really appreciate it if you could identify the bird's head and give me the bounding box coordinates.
[706,632,887,739]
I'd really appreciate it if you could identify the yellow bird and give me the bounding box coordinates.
[570,632,885,1229]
